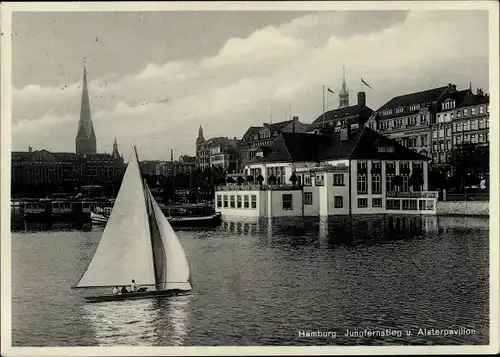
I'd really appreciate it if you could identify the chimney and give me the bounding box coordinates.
[28,146,32,153]
[292,116,298,133]
[357,92,366,107]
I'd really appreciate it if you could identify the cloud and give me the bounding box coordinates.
[12,10,489,160]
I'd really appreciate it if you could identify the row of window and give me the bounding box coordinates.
[455,133,489,145]
[395,135,428,147]
[386,199,435,211]
[216,194,258,209]
[382,104,422,116]
[438,105,489,119]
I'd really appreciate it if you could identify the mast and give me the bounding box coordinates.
[171,149,174,213]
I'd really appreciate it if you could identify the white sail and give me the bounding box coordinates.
[146,187,192,291]
[76,150,155,288]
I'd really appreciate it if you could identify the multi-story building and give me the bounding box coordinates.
[306,92,373,134]
[195,130,240,172]
[215,127,438,218]
[431,87,490,166]
[365,84,459,158]
[157,155,196,176]
[239,117,308,165]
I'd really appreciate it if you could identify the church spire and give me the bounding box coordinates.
[339,66,350,108]
[112,137,121,160]
[76,63,97,155]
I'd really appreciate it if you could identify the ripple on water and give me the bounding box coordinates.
[11,216,490,346]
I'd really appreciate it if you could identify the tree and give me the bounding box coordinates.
[289,173,298,186]
[236,176,245,186]
[392,175,403,191]
[268,175,277,185]
[256,174,264,186]
[246,175,254,183]
[448,143,489,192]
[409,168,424,191]
[428,170,447,191]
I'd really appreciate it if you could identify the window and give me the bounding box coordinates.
[223,195,228,208]
[334,196,343,208]
[446,140,452,150]
[421,135,428,146]
[464,134,470,143]
[446,128,452,137]
[471,120,478,130]
[456,136,462,145]
[217,195,222,208]
[304,192,313,205]
[282,194,293,210]
[471,107,476,115]
[479,133,484,143]
[372,198,382,207]
[471,134,476,143]
[251,195,257,209]
[386,199,401,210]
[432,130,438,139]
[455,122,462,132]
[230,195,235,208]
[357,161,367,172]
[237,195,242,208]
[464,121,470,131]
[479,119,485,129]
[372,175,381,194]
[438,129,445,138]
[464,109,468,116]
[357,198,368,208]
[315,174,324,186]
[333,174,344,186]
[304,175,312,186]
[357,175,367,194]
[402,176,409,192]
[457,110,461,118]
[244,195,249,209]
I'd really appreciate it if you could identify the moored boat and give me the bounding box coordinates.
[72,147,193,303]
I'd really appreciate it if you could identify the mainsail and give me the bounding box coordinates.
[76,149,155,288]
[76,146,192,293]
[146,186,192,291]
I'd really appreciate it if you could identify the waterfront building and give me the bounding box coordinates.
[431,87,490,166]
[306,92,373,134]
[215,127,438,218]
[141,156,196,177]
[195,129,240,172]
[365,83,458,159]
[238,117,308,165]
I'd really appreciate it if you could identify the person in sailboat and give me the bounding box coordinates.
[112,286,119,295]
[130,279,137,292]
[121,286,129,294]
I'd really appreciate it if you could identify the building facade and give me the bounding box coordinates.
[365,84,458,159]
[238,117,308,166]
[307,92,373,134]
[215,128,438,218]
[431,87,490,166]
[195,130,240,172]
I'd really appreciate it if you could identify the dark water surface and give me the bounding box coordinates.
[11,215,489,346]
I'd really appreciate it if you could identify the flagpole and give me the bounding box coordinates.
[289,101,292,120]
[361,77,363,92]
[322,85,326,121]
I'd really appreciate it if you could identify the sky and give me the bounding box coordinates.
[11,9,489,161]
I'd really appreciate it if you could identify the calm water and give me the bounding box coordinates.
[11,215,489,346]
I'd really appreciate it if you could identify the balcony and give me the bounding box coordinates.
[296,165,349,173]
[386,191,439,199]
[216,183,302,191]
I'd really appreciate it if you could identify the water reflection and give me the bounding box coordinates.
[11,220,92,232]
[219,215,456,248]
[81,295,192,346]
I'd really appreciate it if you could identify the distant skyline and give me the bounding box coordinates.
[11,9,489,160]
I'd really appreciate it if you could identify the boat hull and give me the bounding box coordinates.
[84,289,192,303]
[167,213,221,227]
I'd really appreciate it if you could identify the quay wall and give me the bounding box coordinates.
[437,201,489,217]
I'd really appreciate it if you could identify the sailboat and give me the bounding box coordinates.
[72,147,192,303]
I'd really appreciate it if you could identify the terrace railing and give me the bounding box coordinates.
[216,183,302,191]
[386,191,439,199]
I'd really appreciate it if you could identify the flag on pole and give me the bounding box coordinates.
[327,87,335,94]
[361,78,373,90]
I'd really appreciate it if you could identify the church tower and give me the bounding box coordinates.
[111,137,121,160]
[339,66,350,108]
[76,64,97,155]
[196,125,205,167]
